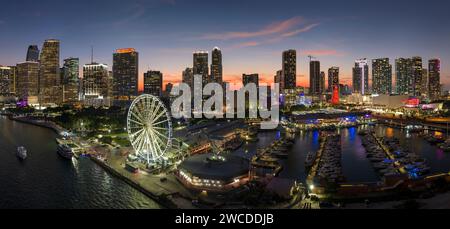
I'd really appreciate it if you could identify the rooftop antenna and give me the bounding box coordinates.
[308,55,316,62]
[91,46,94,64]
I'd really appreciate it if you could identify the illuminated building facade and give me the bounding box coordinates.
[274,70,283,91]
[328,67,339,93]
[428,59,441,100]
[113,48,139,100]
[83,63,109,98]
[309,60,321,95]
[193,51,209,85]
[17,62,39,100]
[0,66,14,96]
[143,70,163,97]
[411,56,423,96]
[282,49,296,89]
[395,58,411,95]
[242,73,259,87]
[210,47,222,84]
[372,58,392,95]
[62,57,79,104]
[182,67,194,89]
[39,39,61,105]
[352,59,369,94]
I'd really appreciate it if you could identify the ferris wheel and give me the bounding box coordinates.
[127,94,172,165]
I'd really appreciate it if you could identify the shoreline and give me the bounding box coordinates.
[3,114,183,209]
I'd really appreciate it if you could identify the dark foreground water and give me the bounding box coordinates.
[0,116,160,209]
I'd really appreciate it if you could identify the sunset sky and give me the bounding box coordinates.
[0,0,449,91]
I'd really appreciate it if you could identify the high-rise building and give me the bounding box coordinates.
[143,70,163,97]
[113,48,139,100]
[17,62,39,100]
[39,39,61,105]
[328,67,339,93]
[83,63,109,98]
[210,47,222,84]
[26,45,39,62]
[242,73,259,87]
[193,51,209,85]
[421,69,428,97]
[320,71,326,94]
[182,67,194,89]
[428,59,441,100]
[395,58,411,95]
[61,57,80,104]
[274,70,283,91]
[352,59,369,94]
[309,60,320,95]
[411,56,423,96]
[282,49,296,89]
[0,66,13,96]
[372,58,392,95]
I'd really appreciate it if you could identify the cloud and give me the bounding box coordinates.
[232,41,261,48]
[201,16,305,40]
[300,49,345,57]
[281,23,320,38]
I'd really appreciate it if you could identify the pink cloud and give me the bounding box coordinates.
[232,41,261,48]
[201,16,305,40]
[281,23,319,37]
[300,49,345,57]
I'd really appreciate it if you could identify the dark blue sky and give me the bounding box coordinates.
[0,0,449,88]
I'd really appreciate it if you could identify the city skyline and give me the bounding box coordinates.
[0,0,449,90]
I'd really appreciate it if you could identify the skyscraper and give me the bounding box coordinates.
[62,57,80,104]
[17,62,39,100]
[193,51,209,85]
[411,56,423,96]
[274,70,283,91]
[143,70,163,97]
[309,60,320,95]
[210,47,222,84]
[421,68,428,97]
[182,67,194,89]
[39,39,61,105]
[395,58,411,95]
[113,48,139,100]
[242,73,259,87]
[0,66,13,96]
[428,59,441,100]
[372,58,392,95]
[328,67,339,93]
[282,49,296,89]
[83,63,109,98]
[320,71,326,95]
[352,59,369,94]
[26,45,39,62]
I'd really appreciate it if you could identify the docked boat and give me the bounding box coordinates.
[57,144,74,159]
[16,146,27,160]
[305,152,315,168]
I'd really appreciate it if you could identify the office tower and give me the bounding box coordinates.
[26,45,39,62]
[395,58,412,95]
[8,66,17,95]
[242,73,259,87]
[210,47,222,84]
[165,83,173,95]
[320,71,325,94]
[182,67,194,89]
[421,69,428,97]
[282,49,296,89]
[428,59,441,100]
[309,60,320,95]
[83,63,109,98]
[17,62,39,100]
[372,58,392,95]
[143,70,163,97]
[274,70,283,91]
[39,39,61,105]
[0,66,12,96]
[352,59,369,94]
[411,57,423,96]
[193,51,209,85]
[113,48,139,99]
[61,57,80,104]
[328,67,339,92]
